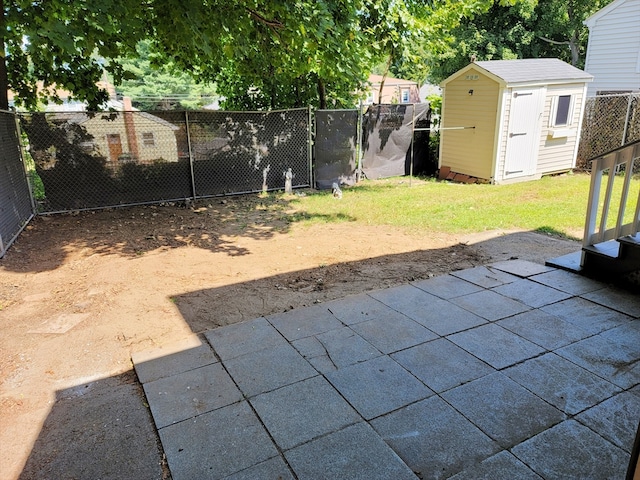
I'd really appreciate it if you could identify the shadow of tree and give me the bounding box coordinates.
[2,192,354,273]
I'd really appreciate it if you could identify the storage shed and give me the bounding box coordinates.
[439,58,593,184]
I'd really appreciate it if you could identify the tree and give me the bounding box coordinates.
[420,0,614,84]
[116,41,218,110]
[2,0,147,110]
[148,0,375,110]
[5,0,504,112]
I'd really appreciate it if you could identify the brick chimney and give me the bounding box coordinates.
[123,96,139,160]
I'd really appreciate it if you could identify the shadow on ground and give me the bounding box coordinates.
[14,231,584,479]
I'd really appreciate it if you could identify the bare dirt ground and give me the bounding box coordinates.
[0,191,581,479]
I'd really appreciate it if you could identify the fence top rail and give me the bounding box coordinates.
[17,107,311,116]
[587,92,640,99]
[587,138,640,164]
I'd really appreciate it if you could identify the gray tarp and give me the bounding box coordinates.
[362,103,430,180]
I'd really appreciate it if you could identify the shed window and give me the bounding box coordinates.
[552,95,572,126]
[142,132,155,146]
[400,89,410,103]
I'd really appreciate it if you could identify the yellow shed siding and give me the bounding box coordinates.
[440,68,500,179]
[536,84,585,175]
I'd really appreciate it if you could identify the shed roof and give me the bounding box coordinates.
[473,58,593,84]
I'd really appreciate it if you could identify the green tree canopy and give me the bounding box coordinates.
[420,0,614,84]
[116,41,218,110]
[2,0,147,110]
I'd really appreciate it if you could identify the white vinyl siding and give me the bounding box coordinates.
[537,84,585,175]
[584,0,640,96]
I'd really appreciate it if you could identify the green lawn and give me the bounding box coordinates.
[285,173,640,241]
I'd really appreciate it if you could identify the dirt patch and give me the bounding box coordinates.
[0,192,581,478]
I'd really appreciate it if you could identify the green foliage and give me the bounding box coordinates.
[116,41,218,110]
[289,174,633,240]
[5,0,147,109]
[420,0,615,84]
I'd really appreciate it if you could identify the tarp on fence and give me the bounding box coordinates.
[19,108,311,212]
[0,111,33,257]
[314,109,359,190]
[361,103,430,180]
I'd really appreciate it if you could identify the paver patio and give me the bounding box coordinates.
[132,260,640,480]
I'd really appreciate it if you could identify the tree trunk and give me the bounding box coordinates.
[0,0,9,110]
[317,78,326,110]
[377,54,394,104]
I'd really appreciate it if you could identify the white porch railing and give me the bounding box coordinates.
[582,139,640,266]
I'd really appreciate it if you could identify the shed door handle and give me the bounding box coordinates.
[510,132,527,137]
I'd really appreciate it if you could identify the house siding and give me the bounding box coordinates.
[440,67,499,179]
[85,115,179,164]
[536,84,586,174]
[584,0,640,96]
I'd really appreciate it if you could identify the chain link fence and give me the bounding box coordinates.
[577,93,640,170]
[19,108,311,213]
[0,110,34,257]
[314,109,361,189]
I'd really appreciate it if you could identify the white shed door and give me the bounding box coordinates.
[503,88,544,179]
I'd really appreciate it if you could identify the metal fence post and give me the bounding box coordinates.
[356,101,363,183]
[15,114,37,214]
[308,105,313,189]
[622,93,633,146]
[185,110,197,200]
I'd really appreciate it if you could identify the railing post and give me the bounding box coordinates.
[583,158,603,249]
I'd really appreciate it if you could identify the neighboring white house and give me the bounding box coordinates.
[439,59,592,184]
[365,74,421,104]
[584,0,640,96]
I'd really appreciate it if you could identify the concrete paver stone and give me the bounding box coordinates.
[323,293,401,326]
[447,451,543,480]
[267,304,343,341]
[132,339,218,384]
[291,326,380,373]
[284,423,418,480]
[220,456,294,480]
[576,391,640,452]
[132,262,640,480]
[350,314,438,354]
[556,334,640,389]
[489,259,554,278]
[223,343,317,397]
[450,266,520,288]
[447,323,544,369]
[511,420,628,479]
[541,297,632,334]
[391,338,495,393]
[411,274,484,299]
[371,396,500,479]
[250,375,361,450]
[450,289,531,321]
[442,372,565,448]
[143,362,243,428]
[497,309,591,351]
[504,353,621,415]
[530,269,606,295]
[581,286,640,318]
[204,317,287,361]
[371,285,488,335]
[326,355,433,420]
[491,278,572,308]
[159,401,278,480]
